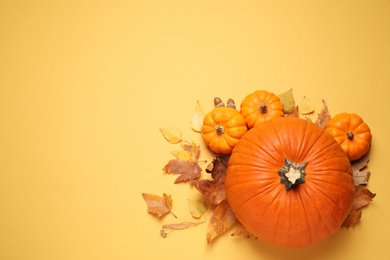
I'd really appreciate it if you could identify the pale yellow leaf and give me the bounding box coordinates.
[191,100,205,132]
[188,199,208,219]
[278,89,295,114]
[299,96,315,115]
[160,127,182,144]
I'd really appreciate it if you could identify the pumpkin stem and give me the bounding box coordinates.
[215,125,225,135]
[346,132,354,140]
[258,102,268,114]
[278,158,308,191]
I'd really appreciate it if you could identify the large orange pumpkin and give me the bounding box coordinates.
[225,117,355,248]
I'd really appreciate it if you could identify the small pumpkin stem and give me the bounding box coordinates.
[226,98,236,109]
[278,158,308,191]
[215,125,225,135]
[258,102,268,114]
[214,97,225,107]
[346,132,354,140]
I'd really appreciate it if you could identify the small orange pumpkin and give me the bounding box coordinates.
[225,117,355,248]
[325,113,372,161]
[240,90,284,128]
[202,98,247,154]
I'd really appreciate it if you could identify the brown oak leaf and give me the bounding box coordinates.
[196,155,229,206]
[142,193,176,218]
[206,200,237,244]
[351,151,371,186]
[341,186,376,228]
[163,141,202,183]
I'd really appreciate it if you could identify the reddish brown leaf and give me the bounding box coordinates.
[163,141,202,183]
[341,186,376,228]
[142,193,175,218]
[206,155,229,181]
[196,155,229,206]
[231,223,255,239]
[206,200,237,244]
[314,99,331,129]
[196,179,226,206]
[351,151,371,185]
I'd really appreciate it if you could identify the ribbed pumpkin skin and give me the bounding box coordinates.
[240,90,284,128]
[325,113,372,161]
[225,117,355,248]
[202,107,247,154]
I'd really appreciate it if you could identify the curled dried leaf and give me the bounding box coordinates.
[160,128,182,144]
[205,155,229,180]
[352,151,371,186]
[162,221,205,230]
[160,221,205,238]
[196,155,229,206]
[314,99,331,129]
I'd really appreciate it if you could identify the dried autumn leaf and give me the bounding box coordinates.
[196,179,226,206]
[231,223,255,239]
[160,221,205,238]
[278,89,296,114]
[196,155,228,206]
[341,186,376,228]
[162,221,205,230]
[206,200,237,244]
[142,193,176,218]
[163,141,202,183]
[191,100,205,132]
[160,127,182,144]
[206,155,229,181]
[285,106,299,118]
[351,151,371,186]
[314,99,331,129]
[188,199,208,219]
[299,96,315,115]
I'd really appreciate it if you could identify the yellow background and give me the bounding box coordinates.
[1,1,389,259]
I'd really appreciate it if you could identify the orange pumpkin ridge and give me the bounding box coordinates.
[225,117,355,248]
[202,98,247,155]
[240,90,285,129]
[325,113,372,161]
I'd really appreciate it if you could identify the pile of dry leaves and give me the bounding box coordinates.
[142,89,376,244]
